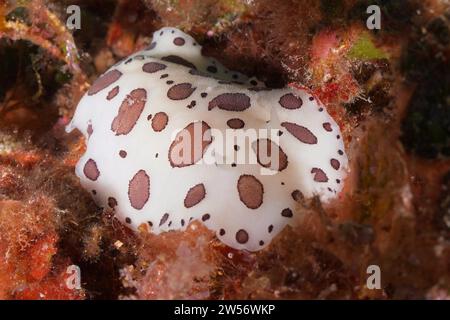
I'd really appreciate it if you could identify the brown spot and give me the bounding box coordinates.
[173,37,185,46]
[111,88,147,135]
[108,197,117,208]
[119,150,127,158]
[281,122,318,144]
[202,214,210,221]
[330,159,340,170]
[159,213,169,226]
[279,93,302,109]
[208,93,251,111]
[291,190,304,202]
[142,62,167,73]
[281,208,293,218]
[227,118,245,129]
[87,123,93,137]
[237,175,264,209]
[162,55,196,69]
[84,159,100,181]
[268,225,274,233]
[187,100,196,108]
[167,83,196,100]
[168,121,213,168]
[207,66,217,73]
[252,139,288,171]
[128,170,150,210]
[88,69,122,95]
[236,229,249,244]
[311,168,328,182]
[323,122,332,132]
[219,229,225,236]
[184,183,206,208]
[107,86,119,100]
[151,112,169,132]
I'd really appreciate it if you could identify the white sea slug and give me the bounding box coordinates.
[67,27,348,251]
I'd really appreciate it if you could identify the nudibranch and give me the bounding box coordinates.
[67,27,348,251]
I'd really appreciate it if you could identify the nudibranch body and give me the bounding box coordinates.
[67,27,348,251]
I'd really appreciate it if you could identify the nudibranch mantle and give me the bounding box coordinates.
[67,27,348,251]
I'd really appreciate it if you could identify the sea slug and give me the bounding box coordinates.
[67,27,348,251]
